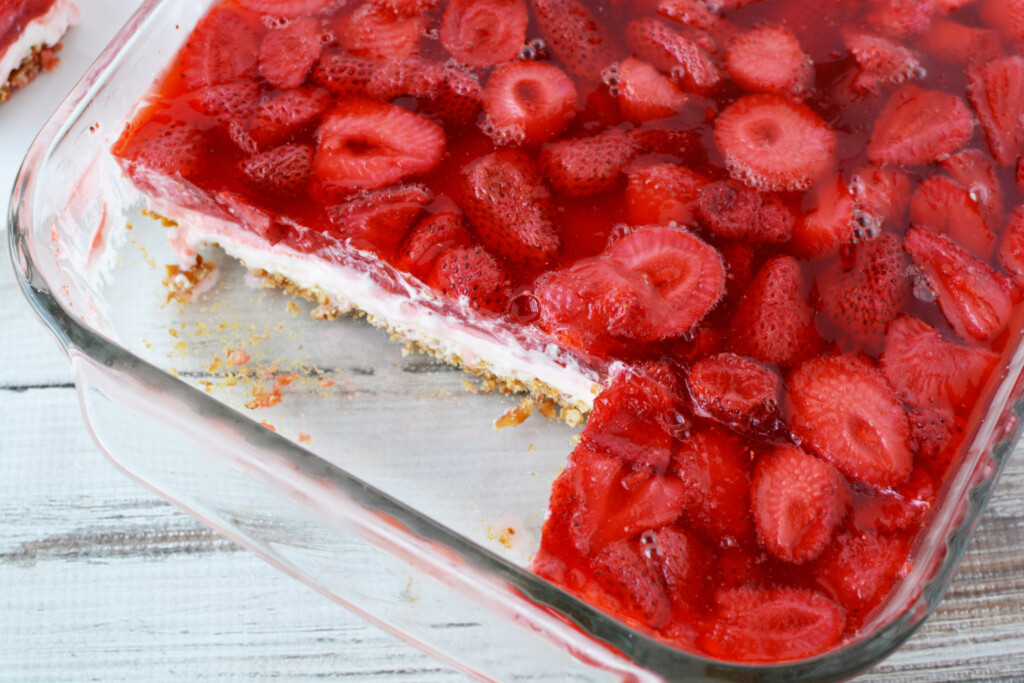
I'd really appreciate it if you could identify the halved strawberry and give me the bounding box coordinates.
[539,129,637,197]
[917,18,1001,66]
[117,116,206,179]
[238,143,313,197]
[725,25,813,99]
[849,165,911,229]
[248,87,332,148]
[657,0,722,32]
[867,85,974,167]
[815,529,908,620]
[616,57,690,122]
[904,225,1015,342]
[941,149,1005,228]
[687,353,783,436]
[701,586,845,662]
[787,354,912,489]
[441,0,528,67]
[670,426,753,540]
[188,80,260,122]
[966,55,1024,167]
[237,0,335,15]
[910,176,997,259]
[695,180,794,243]
[999,206,1024,286]
[752,446,847,563]
[881,315,999,414]
[643,525,712,613]
[338,0,426,60]
[713,93,836,192]
[730,255,821,367]
[312,52,375,96]
[325,184,431,256]
[431,245,511,313]
[625,18,721,94]
[591,539,672,628]
[461,150,560,265]
[815,232,910,350]
[864,0,936,39]
[603,227,727,341]
[534,259,656,354]
[481,61,578,147]
[180,7,261,91]
[842,27,923,94]
[396,210,472,279]
[530,0,620,82]
[258,16,323,90]
[581,362,685,471]
[625,161,707,226]
[313,98,445,195]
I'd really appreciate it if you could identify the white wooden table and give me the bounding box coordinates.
[2,2,1024,680]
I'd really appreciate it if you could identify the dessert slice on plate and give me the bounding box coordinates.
[0,0,79,104]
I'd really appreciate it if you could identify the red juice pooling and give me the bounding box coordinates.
[113,0,1024,664]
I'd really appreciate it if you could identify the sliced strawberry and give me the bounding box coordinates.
[791,174,857,258]
[625,161,707,227]
[530,0,620,82]
[907,405,959,473]
[180,7,260,91]
[657,0,722,32]
[816,530,908,620]
[626,126,702,159]
[999,206,1024,286]
[311,52,375,96]
[979,0,1024,42]
[416,63,484,126]
[842,27,923,94]
[481,61,577,147]
[904,225,1015,342]
[313,98,445,195]
[850,165,911,230]
[534,259,656,354]
[237,0,335,15]
[701,586,845,662]
[539,129,636,197]
[815,232,911,350]
[966,55,1024,166]
[188,80,260,121]
[854,467,936,534]
[258,16,323,90]
[1019,157,1024,192]
[695,180,794,243]
[249,87,331,148]
[441,0,528,67]
[325,184,431,255]
[730,255,821,367]
[338,0,426,60]
[752,446,847,563]
[917,18,1001,66]
[910,176,997,259]
[396,211,472,280]
[591,539,672,628]
[787,354,912,489]
[581,362,684,471]
[238,143,313,197]
[941,149,1005,228]
[431,245,511,313]
[864,0,936,39]
[603,227,727,341]
[461,150,560,266]
[881,315,999,413]
[713,93,836,192]
[117,117,206,179]
[687,353,783,436]
[717,240,757,307]
[598,472,691,550]
[867,85,974,167]
[725,25,813,99]
[625,18,721,94]
[616,57,690,122]
[643,525,712,613]
[671,426,753,540]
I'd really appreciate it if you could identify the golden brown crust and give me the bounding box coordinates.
[0,41,65,104]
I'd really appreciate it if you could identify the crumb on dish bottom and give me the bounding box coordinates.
[0,41,65,104]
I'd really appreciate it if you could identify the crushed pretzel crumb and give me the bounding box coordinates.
[495,398,536,430]
[227,348,251,366]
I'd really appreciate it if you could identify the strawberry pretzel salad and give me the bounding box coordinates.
[0,0,78,104]
[111,0,1024,665]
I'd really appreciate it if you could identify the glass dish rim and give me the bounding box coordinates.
[7,0,1023,678]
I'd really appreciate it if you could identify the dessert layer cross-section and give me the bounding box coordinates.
[0,0,78,104]
[113,0,1024,665]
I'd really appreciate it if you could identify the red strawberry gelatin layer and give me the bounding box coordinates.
[113,0,1024,665]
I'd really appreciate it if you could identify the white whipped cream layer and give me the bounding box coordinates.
[0,0,79,86]
[145,195,606,412]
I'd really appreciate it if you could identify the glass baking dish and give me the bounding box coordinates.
[9,0,1024,679]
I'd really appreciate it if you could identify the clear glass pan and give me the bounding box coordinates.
[9,1,1024,679]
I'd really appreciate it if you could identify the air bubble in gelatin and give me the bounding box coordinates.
[520,44,536,60]
[969,184,988,205]
[912,275,937,303]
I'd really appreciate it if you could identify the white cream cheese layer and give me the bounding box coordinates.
[0,0,79,86]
